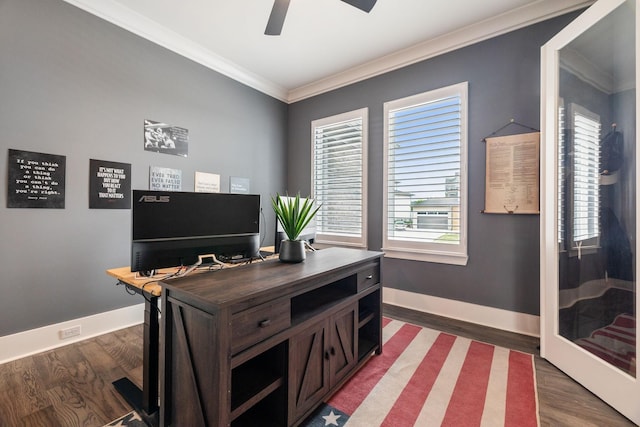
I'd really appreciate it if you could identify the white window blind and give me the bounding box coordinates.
[558,101,565,246]
[571,104,601,244]
[312,108,367,247]
[383,82,468,265]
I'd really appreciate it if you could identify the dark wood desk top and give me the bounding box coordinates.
[160,247,383,313]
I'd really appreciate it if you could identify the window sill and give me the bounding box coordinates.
[382,247,468,266]
[567,246,599,258]
[315,236,366,249]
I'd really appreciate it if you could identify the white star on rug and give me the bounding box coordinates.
[322,410,341,426]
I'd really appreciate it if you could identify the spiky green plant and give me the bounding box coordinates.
[271,193,320,241]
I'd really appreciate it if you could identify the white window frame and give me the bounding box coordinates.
[382,82,468,265]
[311,108,368,248]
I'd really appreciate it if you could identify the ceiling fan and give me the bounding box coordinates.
[265,0,378,36]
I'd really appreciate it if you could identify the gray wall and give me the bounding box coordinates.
[0,0,287,336]
[288,12,582,316]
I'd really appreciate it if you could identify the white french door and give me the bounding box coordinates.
[541,0,639,424]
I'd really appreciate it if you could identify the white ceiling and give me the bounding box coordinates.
[63,0,593,102]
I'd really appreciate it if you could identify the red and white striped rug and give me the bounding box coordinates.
[303,317,539,427]
[575,313,636,375]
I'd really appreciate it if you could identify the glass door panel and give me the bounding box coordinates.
[541,0,638,423]
[557,0,636,378]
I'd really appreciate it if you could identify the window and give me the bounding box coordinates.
[558,102,602,255]
[383,83,468,265]
[569,103,601,249]
[311,108,368,247]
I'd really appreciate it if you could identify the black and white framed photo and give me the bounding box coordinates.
[144,119,188,157]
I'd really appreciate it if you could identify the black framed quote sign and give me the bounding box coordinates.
[7,149,66,208]
[484,132,540,214]
[89,159,131,209]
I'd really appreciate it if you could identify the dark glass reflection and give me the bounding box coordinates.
[557,0,636,377]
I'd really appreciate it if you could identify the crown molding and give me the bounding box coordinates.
[288,0,595,102]
[62,0,290,102]
[560,47,614,93]
[64,0,594,104]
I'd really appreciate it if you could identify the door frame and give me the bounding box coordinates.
[540,0,639,424]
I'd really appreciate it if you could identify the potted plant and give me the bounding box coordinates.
[271,193,320,262]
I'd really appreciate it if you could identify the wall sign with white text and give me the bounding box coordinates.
[7,149,66,208]
[89,159,131,209]
[229,176,250,194]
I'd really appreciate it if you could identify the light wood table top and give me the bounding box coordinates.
[106,266,167,296]
[106,247,277,297]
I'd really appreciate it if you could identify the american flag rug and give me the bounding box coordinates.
[106,317,538,427]
[301,317,539,427]
[104,410,145,426]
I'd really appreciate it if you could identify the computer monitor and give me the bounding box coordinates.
[131,190,261,272]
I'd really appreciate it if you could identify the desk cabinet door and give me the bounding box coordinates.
[288,318,330,423]
[288,304,357,424]
[328,306,357,386]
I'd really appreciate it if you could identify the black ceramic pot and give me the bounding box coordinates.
[279,240,306,263]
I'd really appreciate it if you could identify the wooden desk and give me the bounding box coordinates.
[158,247,383,426]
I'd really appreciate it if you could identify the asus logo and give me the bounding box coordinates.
[138,195,170,203]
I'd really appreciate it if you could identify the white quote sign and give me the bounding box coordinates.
[194,171,220,193]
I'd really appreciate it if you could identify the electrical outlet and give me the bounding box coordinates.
[59,325,81,340]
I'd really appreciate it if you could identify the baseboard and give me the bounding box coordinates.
[1,291,539,364]
[0,303,144,364]
[383,288,540,337]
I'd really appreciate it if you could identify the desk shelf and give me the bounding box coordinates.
[231,343,286,423]
[358,288,381,362]
[291,278,354,325]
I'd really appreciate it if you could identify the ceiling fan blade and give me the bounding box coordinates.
[265,0,291,36]
[341,0,377,13]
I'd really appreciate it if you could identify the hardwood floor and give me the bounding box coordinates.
[0,326,143,426]
[0,305,635,426]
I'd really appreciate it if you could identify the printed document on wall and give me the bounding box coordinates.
[484,132,539,214]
